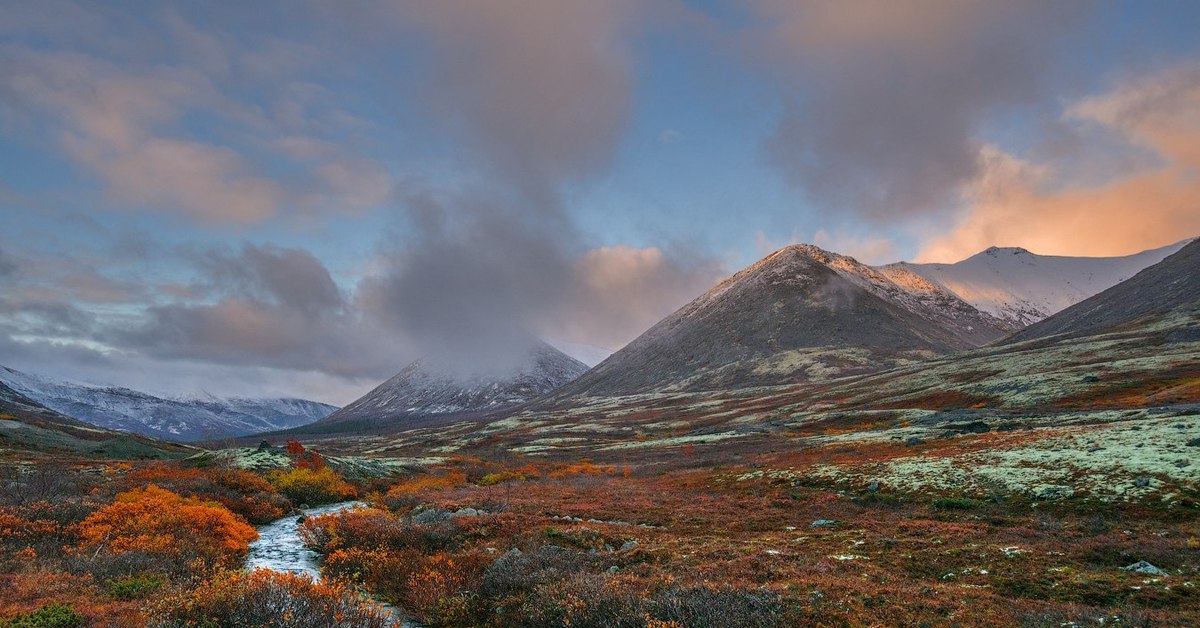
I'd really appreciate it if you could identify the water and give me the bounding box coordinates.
[245,500,366,577]
[246,501,414,626]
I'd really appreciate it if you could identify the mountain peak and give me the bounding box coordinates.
[980,246,1032,257]
[316,341,588,427]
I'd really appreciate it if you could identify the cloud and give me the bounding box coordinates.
[1,22,391,225]
[0,247,17,280]
[551,245,725,351]
[748,0,1088,219]
[918,63,1200,261]
[754,229,898,265]
[116,244,406,380]
[380,0,639,210]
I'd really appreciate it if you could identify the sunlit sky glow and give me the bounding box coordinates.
[2,1,1199,404]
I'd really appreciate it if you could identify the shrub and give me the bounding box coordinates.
[647,586,785,628]
[104,573,165,600]
[932,497,986,511]
[383,471,467,509]
[128,464,290,525]
[1,603,84,628]
[75,485,257,571]
[267,466,357,506]
[147,568,390,627]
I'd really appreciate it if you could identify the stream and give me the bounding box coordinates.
[246,501,414,626]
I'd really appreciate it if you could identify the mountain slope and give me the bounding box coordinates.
[559,244,1008,397]
[900,239,1191,329]
[0,366,337,442]
[1003,238,1200,344]
[316,342,588,427]
[0,380,191,458]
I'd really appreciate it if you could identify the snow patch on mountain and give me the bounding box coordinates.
[320,342,588,425]
[900,240,1192,329]
[0,366,337,441]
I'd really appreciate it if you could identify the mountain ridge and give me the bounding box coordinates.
[0,366,337,442]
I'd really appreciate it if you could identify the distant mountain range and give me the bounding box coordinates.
[556,240,1194,397]
[0,379,191,458]
[4,240,1190,442]
[0,366,337,442]
[1004,238,1200,344]
[899,239,1192,329]
[313,342,588,429]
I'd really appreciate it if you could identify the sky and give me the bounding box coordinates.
[2,0,1199,405]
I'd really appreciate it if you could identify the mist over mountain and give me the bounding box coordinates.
[557,244,1008,397]
[315,341,588,428]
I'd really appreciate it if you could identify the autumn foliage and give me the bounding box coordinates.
[266,466,357,506]
[75,485,257,569]
[148,568,390,627]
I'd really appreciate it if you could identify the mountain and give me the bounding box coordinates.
[558,244,1009,397]
[0,380,191,458]
[0,366,337,442]
[899,239,1192,329]
[315,342,588,428]
[1003,238,1200,345]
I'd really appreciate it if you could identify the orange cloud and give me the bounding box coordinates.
[919,64,1200,262]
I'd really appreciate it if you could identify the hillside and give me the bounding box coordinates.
[313,342,588,429]
[0,366,336,441]
[1003,237,1200,344]
[901,239,1191,328]
[558,244,1008,396]
[0,380,191,458]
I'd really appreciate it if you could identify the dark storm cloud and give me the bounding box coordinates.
[750,0,1089,219]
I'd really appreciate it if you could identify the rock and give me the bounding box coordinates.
[1186,437,1200,447]
[450,507,480,518]
[411,508,451,525]
[811,519,839,528]
[1121,560,1166,576]
[296,514,307,524]
[867,481,880,493]
[905,437,925,447]
[255,440,275,452]
[1081,375,1101,383]
[1134,477,1151,488]
[603,544,614,552]
[620,540,638,551]
[606,566,619,574]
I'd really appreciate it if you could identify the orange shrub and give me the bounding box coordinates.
[75,485,257,568]
[126,463,289,525]
[266,466,356,506]
[381,470,465,511]
[548,461,617,479]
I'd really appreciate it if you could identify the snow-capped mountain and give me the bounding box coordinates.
[898,239,1192,329]
[0,366,337,442]
[317,342,589,427]
[1005,238,1200,344]
[560,244,1010,397]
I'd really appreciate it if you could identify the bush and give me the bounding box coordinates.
[75,485,257,571]
[267,467,357,506]
[105,573,165,600]
[647,586,784,628]
[1,603,84,628]
[148,568,390,627]
[932,497,986,511]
